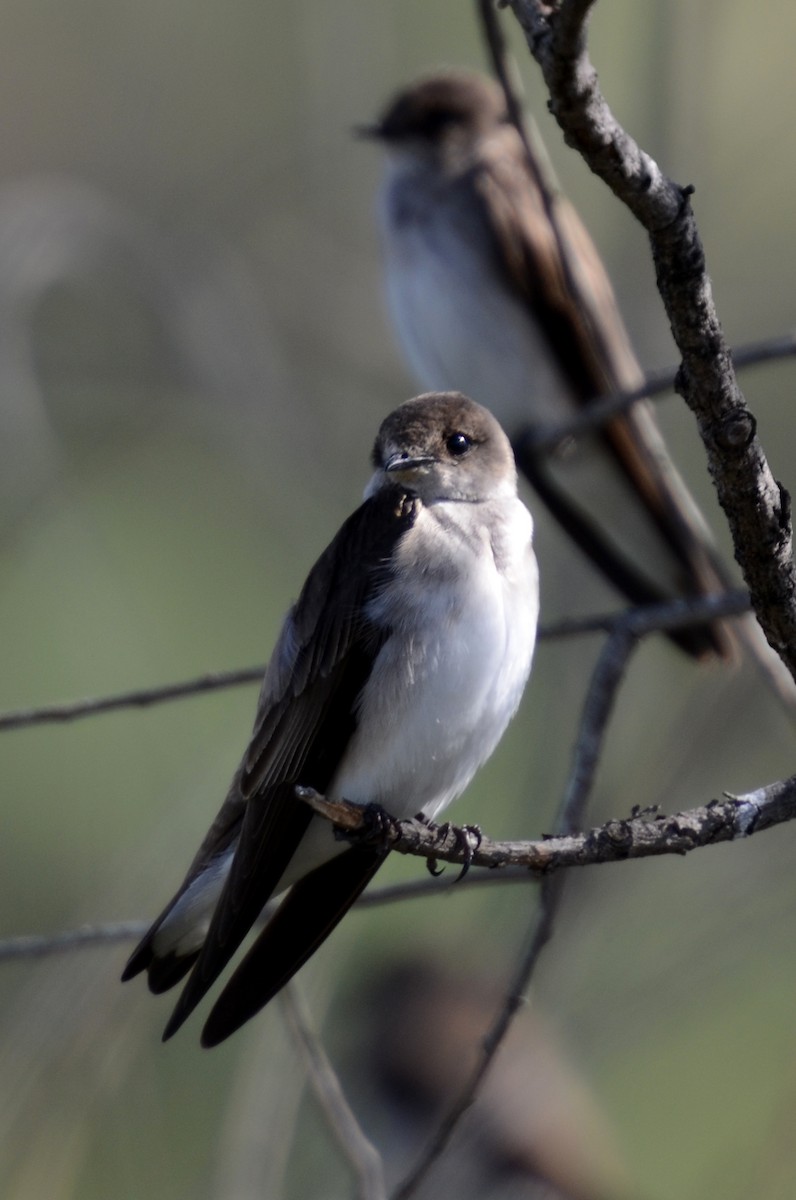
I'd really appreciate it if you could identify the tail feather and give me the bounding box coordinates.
[147,951,200,994]
[121,923,200,993]
[120,941,152,984]
[200,846,387,1048]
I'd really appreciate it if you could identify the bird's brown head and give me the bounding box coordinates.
[358,71,507,162]
[369,391,516,504]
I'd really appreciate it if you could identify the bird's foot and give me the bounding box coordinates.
[358,802,403,850]
[424,820,483,880]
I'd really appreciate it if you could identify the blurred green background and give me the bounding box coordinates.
[2,1,796,1197]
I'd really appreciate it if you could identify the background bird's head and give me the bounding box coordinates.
[358,71,508,169]
[367,391,517,504]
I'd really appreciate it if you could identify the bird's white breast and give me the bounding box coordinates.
[379,164,572,434]
[332,496,537,821]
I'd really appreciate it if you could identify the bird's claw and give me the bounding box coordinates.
[453,823,482,881]
[424,820,483,880]
[359,802,402,850]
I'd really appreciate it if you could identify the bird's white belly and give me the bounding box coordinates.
[384,219,572,435]
[332,507,537,822]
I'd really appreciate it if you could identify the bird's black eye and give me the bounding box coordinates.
[446,431,473,457]
[418,107,461,137]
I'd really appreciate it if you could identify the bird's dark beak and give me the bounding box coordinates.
[352,122,384,141]
[385,452,436,473]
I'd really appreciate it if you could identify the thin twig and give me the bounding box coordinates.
[478,0,536,160]
[0,590,752,735]
[558,625,636,834]
[0,666,265,732]
[281,982,387,1200]
[0,874,537,966]
[517,331,796,455]
[538,586,749,640]
[357,868,533,906]
[0,921,148,961]
[0,876,533,968]
[390,870,555,1200]
[390,594,646,1198]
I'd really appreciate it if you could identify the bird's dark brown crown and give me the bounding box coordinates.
[371,392,513,484]
[372,71,508,144]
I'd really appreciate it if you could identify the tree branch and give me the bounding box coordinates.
[298,777,796,873]
[4,769,794,968]
[390,871,554,1200]
[0,591,753,735]
[280,983,387,1200]
[389,585,649,1198]
[539,587,749,640]
[517,331,796,455]
[507,0,796,675]
[0,921,148,961]
[0,666,266,731]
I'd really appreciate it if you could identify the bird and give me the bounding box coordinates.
[361,69,759,665]
[347,959,635,1200]
[122,391,538,1046]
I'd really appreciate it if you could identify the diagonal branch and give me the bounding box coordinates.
[507,0,796,676]
[387,591,636,1198]
[281,983,387,1200]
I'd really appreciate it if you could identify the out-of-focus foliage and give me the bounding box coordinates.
[2,3,796,1198]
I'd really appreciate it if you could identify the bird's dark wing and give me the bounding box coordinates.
[470,132,733,659]
[201,845,387,1047]
[125,487,419,1033]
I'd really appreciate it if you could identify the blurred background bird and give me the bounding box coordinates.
[362,69,785,680]
[340,957,637,1200]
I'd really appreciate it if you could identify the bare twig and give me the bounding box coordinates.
[517,332,796,455]
[0,666,265,732]
[478,0,539,170]
[281,982,387,1200]
[358,867,533,906]
[0,875,535,967]
[390,872,554,1200]
[0,591,752,735]
[301,780,796,873]
[536,558,791,712]
[507,0,796,676]
[388,587,643,1198]
[559,625,635,833]
[0,921,148,961]
[539,586,750,640]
